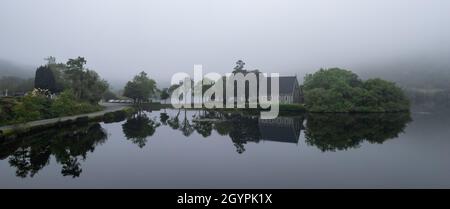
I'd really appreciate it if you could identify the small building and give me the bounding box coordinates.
[278,76,303,104]
[205,74,304,105]
[264,76,303,104]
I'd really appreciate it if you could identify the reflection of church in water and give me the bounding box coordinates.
[229,116,304,154]
[258,117,303,144]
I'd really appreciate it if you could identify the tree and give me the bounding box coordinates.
[12,94,52,123]
[81,70,109,103]
[45,56,56,65]
[123,71,157,104]
[233,60,246,73]
[160,88,170,104]
[50,90,78,116]
[35,65,57,93]
[67,57,87,70]
[102,90,119,101]
[63,57,108,103]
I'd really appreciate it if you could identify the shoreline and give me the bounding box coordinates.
[0,103,131,138]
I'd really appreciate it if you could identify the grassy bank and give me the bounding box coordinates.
[0,107,136,139]
[0,93,104,126]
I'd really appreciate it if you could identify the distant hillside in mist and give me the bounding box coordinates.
[0,59,34,78]
[355,54,450,91]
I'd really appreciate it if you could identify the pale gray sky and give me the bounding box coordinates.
[1,0,449,86]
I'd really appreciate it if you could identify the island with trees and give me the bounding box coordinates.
[303,68,410,113]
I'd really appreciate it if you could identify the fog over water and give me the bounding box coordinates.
[1,0,449,87]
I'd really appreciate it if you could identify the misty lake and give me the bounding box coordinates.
[1,109,450,189]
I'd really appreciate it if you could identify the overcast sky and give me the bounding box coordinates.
[1,0,449,86]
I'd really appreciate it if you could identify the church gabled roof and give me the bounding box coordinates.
[266,76,298,95]
[278,76,298,95]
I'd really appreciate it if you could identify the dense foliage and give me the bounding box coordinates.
[160,88,170,103]
[123,71,157,104]
[0,90,103,125]
[64,57,109,103]
[35,66,57,93]
[33,57,109,103]
[0,57,109,126]
[303,68,410,112]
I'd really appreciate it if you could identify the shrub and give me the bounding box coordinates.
[279,104,306,112]
[12,94,52,123]
[51,90,78,116]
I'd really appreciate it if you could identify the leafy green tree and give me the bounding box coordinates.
[363,78,410,112]
[160,88,170,104]
[64,57,108,103]
[233,60,246,73]
[0,98,16,125]
[102,90,119,101]
[12,94,52,123]
[81,70,109,103]
[123,71,157,104]
[50,90,78,116]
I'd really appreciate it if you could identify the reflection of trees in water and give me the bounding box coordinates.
[192,110,214,138]
[159,112,169,125]
[209,113,261,154]
[228,115,261,154]
[2,123,107,178]
[8,147,50,178]
[210,112,409,154]
[61,157,82,178]
[159,110,411,154]
[163,109,219,138]
[167,109,181,130]
[163,109,195,137]
[168,111,255,153]
[304,113,412,152]
[180,110,194,137]
[122,113,160,148]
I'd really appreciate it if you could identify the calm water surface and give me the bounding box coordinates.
[1,109,450,188]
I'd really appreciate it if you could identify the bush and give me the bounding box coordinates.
[1,90,105,126]
[12,94,52,123]
[51,90,103,116]
[279,104,306,112]
[51,90,78,116]
[0,98,18,125]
